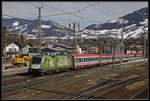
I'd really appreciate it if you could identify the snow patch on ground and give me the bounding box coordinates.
[32,28,38,32]
[21,27,27,32]
[140,19,148,25]
[26,34,37,39]
[13,21,19,26]
[109,20,117,23]
[41,25,51,28]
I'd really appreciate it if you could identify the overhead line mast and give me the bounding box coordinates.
[36,6,43,54]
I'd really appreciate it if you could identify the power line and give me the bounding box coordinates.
[38,3,102,23]
[38,2,84,19]
[2,14,26,19]
[93,6,116,18]
[74,3,97,13]
[3,12,78,19]
[97,3,119,18]
[3,3,104,26]
[3,3,104,24]
[3,12,77,19]
[3,13,101,26]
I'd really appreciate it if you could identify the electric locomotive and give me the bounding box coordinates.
[28,53,131,75]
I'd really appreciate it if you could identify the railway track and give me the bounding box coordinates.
[129,87,148,99]
[60,74,146,99]
[2,59,148,99]
[7,69,146,99]
[2,59,145,87]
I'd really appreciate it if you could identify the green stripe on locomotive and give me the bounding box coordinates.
[40,55,74,71]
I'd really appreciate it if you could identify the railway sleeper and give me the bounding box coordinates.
[2,89,24,97]
[72,76,145,99]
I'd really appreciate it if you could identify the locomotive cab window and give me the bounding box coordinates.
[75,58,78,62]
[32,56,42,64]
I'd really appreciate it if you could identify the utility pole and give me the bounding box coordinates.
[72,21,77,53]
[78,21,80,32]
[68,22,71,43]
[36,6,43,55]
[144,31,147,63]
[112,18,119,70]
[120,16,124,69]
[77,21,80,45]
[3,27,7,60]
[112,38,115,70]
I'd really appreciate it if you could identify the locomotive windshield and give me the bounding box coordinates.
[32,56,42,64]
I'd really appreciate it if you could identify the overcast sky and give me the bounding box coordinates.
[2,1,148,29]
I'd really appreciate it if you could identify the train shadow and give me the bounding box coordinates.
[16,72,32,77]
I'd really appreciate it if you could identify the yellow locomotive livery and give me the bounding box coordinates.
[12,53,32,66]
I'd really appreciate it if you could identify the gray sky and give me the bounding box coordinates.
[2,1,148,29]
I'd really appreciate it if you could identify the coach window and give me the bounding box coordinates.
[93,58,95,61]
[80,58,82,62]
[79,58,81,62]
[84,58,86,62]
[83,58,85,62]
[89,58,91,61]
[81,58,83,62]
[85,58,88,61]
[92,58,94,61]
[82,58,84,62]
[75,59,77,62]
[90,58,92,61]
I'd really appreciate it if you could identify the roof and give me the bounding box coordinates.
[53,44,74,50]
[41,48,59,53]
[6,42,21,48]
[72,53,129,57]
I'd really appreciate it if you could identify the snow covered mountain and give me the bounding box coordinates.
[2,18,69,38]
[2,7,148,39]
[82,7,148,39]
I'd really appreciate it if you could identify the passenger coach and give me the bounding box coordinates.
[28,53,131,75]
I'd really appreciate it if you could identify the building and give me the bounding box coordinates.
[2,32,26,54]
[125,45,143,54]
[76,45,82,54]
[41,48,60,55]
[5,32,26,46]
[21,44,33,53]
[53,44,74,53]
[5,42,20,53]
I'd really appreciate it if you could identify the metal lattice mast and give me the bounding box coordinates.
[36,6,43,54]
[120,16,124,69]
